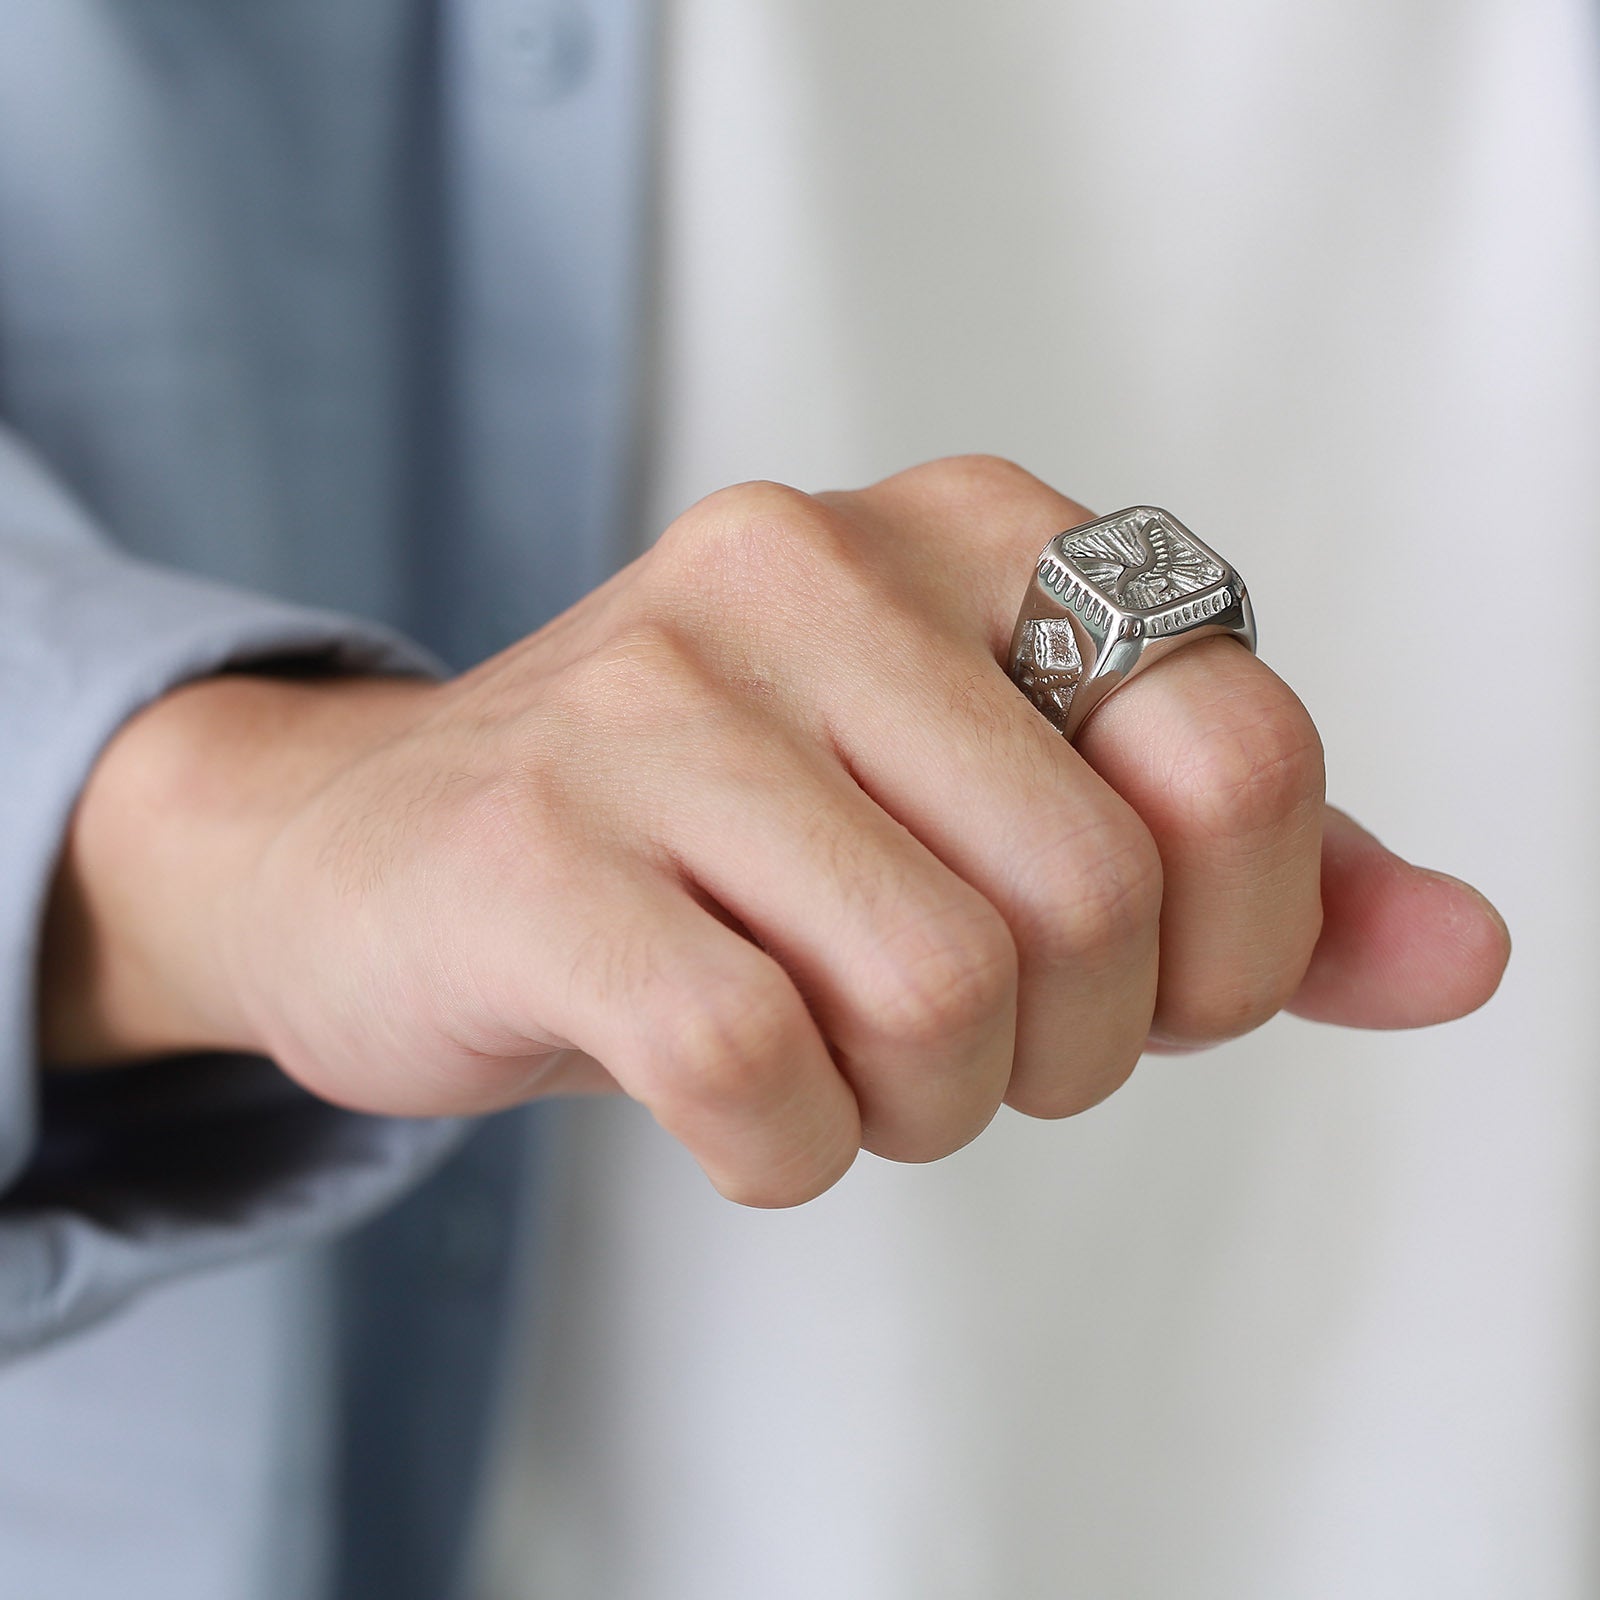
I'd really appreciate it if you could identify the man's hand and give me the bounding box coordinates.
[40,459,1510,1205]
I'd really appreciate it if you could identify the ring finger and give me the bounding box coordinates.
[1073,635,1326,1045]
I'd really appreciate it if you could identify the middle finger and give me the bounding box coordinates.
[817,632,1165,1119]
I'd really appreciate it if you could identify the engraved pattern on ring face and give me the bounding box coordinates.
[1014,616,1084,724]
[1060,509,1224,611]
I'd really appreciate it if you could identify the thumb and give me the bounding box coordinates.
[1287,805,1511,1030]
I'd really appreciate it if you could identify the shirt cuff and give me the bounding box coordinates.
[0,442,468,1360]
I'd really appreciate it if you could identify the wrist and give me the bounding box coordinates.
[39,670,436,1067]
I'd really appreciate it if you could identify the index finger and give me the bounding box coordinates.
[821,454,1099,658]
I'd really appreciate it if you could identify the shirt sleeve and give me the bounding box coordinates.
[0,426,468,1362]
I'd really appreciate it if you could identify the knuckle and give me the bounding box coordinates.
[1165,957,1309,1044]
[661,480,829,573]
[1172,691,1326,840]
[863,1090,1004,1166]
[879,455,1093,532]
[905,453,1041,498]
[1007,1047,1142,1121]
[557,622,725,734]
[711,1138,858,1211]
[863,901,1017,1047]
[1031,816,1164,962]
[454,770,557,868]
[646,972,804,1111]
[658,480,879,623]
[594,619,709,692]
[692,477,819,531]
[431,762,585,897]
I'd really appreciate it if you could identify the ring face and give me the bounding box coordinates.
[1008,507,1256,741]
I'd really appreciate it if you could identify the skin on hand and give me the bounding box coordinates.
[39,457,1511,1207]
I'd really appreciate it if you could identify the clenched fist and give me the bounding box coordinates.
[42,458,1510,1206]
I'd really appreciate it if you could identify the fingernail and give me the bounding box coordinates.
[1418,867,1512,948]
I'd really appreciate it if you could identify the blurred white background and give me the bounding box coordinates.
[482,1,1600,1595]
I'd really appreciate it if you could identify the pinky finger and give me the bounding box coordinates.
[532,870,864,1207]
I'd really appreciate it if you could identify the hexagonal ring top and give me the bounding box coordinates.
[1007,506,1256,742]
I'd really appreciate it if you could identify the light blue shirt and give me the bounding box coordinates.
[0,3,654,1593]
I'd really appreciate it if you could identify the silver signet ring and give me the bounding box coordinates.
[1007,506,1257,742]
